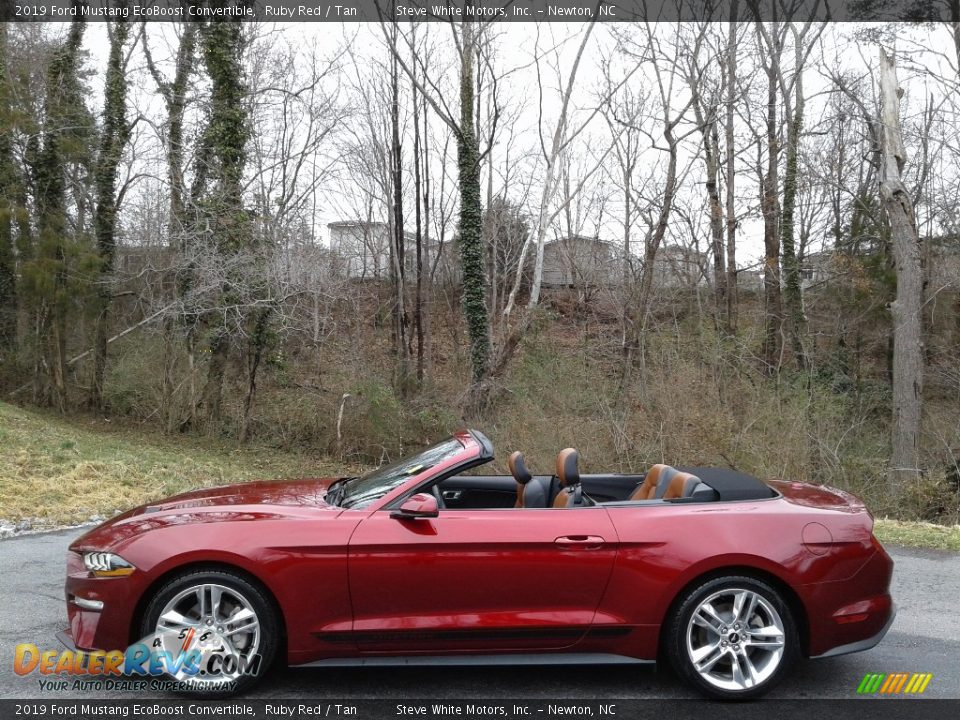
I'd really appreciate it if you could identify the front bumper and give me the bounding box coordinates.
[64,550,140,652]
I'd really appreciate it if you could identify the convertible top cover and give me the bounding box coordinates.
[677,467,778,502]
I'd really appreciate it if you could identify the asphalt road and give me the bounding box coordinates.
[0,529,957,700]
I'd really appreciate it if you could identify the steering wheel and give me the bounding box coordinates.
[430,483,446,510]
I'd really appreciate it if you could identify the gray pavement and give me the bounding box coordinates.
[0,529,957,699]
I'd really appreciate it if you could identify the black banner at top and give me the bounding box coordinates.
[1,0,956,23]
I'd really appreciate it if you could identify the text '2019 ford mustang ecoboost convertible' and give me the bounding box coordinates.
[63,430,894,699]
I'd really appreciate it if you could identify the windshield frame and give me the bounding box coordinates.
[339,434,479,510]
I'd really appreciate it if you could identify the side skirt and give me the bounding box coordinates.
[293,653,654,668]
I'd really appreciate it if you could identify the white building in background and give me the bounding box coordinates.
[651,244,711,287]
[800,251,838,289]
[541,235,620,288]
[327,221,390,279]
[539,236,714,290]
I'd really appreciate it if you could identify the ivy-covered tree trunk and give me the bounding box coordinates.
[0,25,17,354]
[197,12,251,425]
[760,43,783,374]
[91,12,132,410]
[30,15,88,411]
[780,89,807,371]
[458,11,491,392]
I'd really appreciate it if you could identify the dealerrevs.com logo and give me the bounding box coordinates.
[14,628,261,693]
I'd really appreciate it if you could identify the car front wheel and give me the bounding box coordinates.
[666,575,799,700]
[140,569,279,696]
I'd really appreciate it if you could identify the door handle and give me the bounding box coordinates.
[555,535,605,550]
[442,490,463,501]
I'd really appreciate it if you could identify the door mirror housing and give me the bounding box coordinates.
[391,493,439,520]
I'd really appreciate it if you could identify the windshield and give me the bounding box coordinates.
[340,438,466,509]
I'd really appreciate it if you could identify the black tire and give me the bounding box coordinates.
[665,575,799,700]
[140,569,280,696]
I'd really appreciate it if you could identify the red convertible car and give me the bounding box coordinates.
[63,429,894,699]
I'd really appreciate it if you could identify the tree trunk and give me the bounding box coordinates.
[421,91,434,379]
[707,120,726,326]
[761,43,783,373]
[724,4,739,333]
[877,48,924,486]
[196,17,250,427]
[780,87,806,370]
[33,16,86,412]
[144,23,196,429]
[0,24,17,353]
[412,42,425,387]
[91,14,132,410]
[620,122,681,394]
[239,307,270,444]
[389,26,411,394]
[459,9,491,391]
[780,31,808,371]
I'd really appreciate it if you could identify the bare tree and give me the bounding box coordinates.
[777,19,827,371]
[143,22,199,431]
[614,24,699,393]
[724,7,741,332]
[877,48,924,486]
[681,23,728,329]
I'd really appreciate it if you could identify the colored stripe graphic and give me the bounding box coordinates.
[857,673,882,694]
[858,672,932,695]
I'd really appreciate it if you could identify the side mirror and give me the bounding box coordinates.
[391,492,439,520]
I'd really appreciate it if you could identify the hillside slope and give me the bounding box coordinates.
[0,401,339,528]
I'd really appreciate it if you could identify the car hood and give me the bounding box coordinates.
[70,477,343,551]
[135,477,340,511]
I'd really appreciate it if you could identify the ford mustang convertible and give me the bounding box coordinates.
[63,430,894,699]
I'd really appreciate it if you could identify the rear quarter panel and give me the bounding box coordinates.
[594,494,879,659]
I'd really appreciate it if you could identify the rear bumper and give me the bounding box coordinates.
[804,540,895,657]
[812,604,896,658]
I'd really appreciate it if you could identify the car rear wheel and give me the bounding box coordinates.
[666,575,799,700]
[140,569,279,696]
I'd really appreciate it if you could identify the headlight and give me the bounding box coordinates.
[83,552,135,577]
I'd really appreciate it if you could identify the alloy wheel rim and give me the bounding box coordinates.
[153,583,261,686]
[685,587,786,692]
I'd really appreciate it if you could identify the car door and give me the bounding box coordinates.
[347,504,619,653]
[437,475,517,509]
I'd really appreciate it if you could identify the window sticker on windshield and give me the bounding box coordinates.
[405,464,425,475]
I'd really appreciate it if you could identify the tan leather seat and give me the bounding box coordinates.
[552,447,588,508]
[508,451,534,508]
[629,463,672,500]
[630,465,702,501]
[660,471,701,499]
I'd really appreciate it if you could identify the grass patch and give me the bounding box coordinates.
[874,518,960,551]
[0,401,344,527]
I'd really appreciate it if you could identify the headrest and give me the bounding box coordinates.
[644,464,670,490]
[653,466,681,498]
[556,448,580,487]
[508,451,532,484]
